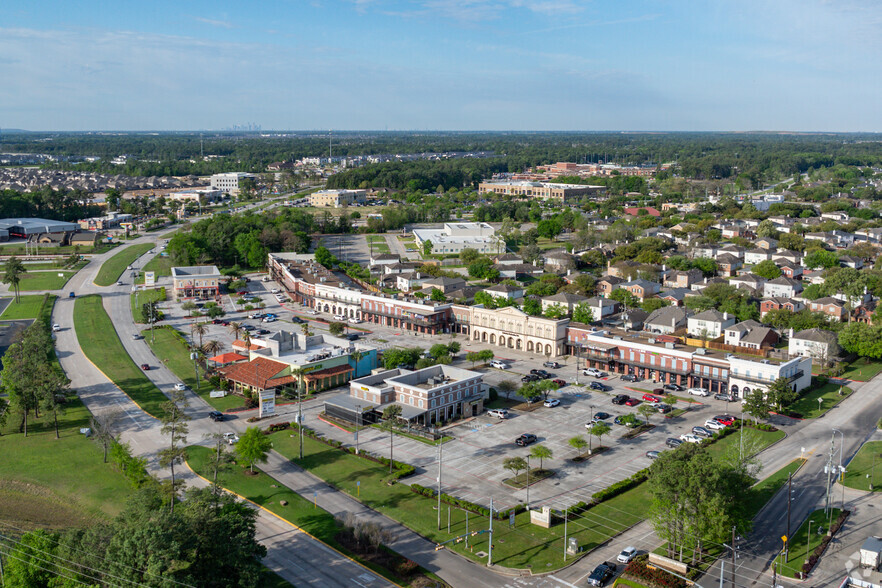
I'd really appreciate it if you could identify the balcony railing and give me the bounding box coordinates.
[365,308,445,325]
[729,370,803,385]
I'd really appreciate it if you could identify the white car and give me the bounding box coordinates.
[543,398,560,408]
[52,323,61,332]
[305,309,319,315]
[223,432,240,445]
[174,383,187,391]
[271,288,280,293]
[583,368,605,377]
[687,387,710,397]
[617,546,638,564]
[680,433,703,444]
[489,360,509,369]
[262,317,276,323]
[487,408,509,419]
[333,314,347,321]
[348,318,361,324]
[704,419,725,430]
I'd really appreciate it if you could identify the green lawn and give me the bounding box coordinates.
[73,295,168,418]
[704,427,786,461]
[18,270,77,291]
[842,440,882,491]
[613,580,649,588]
[94,243,154,286]
[744,459,805,519]
[0,396,133,529]
[1,294,49,319]
[186,446,432,588]
[135,254,174,285]
[130,288,167,323]
[779,508,842,577]
[787,383,852,419]
[365,235,386,243]
[144,327,245,412]
[267,431,648,571]
[839,358,882,381]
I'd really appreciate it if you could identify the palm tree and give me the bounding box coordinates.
[300,322,311,337]
[350,350,364,377]
[228,321,242,340]
[241,331,251,354]
[3,256,26,303]
[193,322,208,349]
[202,339,222,357]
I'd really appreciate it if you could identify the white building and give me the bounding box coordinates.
[412,222,501,255]
[687,310,736,339]
[729,356,812,400]
[788,328,841,362]
[210,172,255,196]
[168,188,222,203]
[308,189,367,208]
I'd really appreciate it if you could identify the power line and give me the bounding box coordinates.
[0,538,117,588]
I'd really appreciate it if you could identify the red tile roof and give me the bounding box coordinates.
[303,364,354,381]
[623,206,661,217]
[217,357,290,390]
[208,352,248,364]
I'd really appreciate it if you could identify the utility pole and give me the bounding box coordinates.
[719,561,725,588]
[298,381,304,459]
[786,472,792,559]
[526,456,531,510]
[732,526,737,588]
[437,440,443,530]
[563,509,568,561]
[488,497,493,567]
[825,431,835,515]
[355,404,360,455]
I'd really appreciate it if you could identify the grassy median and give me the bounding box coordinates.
[18,271,77,291]
[135,254,174,285]
[1,294,50,320]
[130,287,166,323]
[94,243,153,286]
[73,295,168,418]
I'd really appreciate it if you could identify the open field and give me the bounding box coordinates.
[704,426,786,461]
[787,383,852,419]
[839,358,882,381]
[94,243,153,286]
[130,287,166,323]
[144,326,245,412]
[842,440,882,491]
[0,396,133,529]
[73,295,168,418]
[18,270,77,291]
[0,294,49,319]
[269,430,649,571]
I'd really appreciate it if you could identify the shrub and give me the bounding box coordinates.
[592,469,649,502]
[488,387,499,401]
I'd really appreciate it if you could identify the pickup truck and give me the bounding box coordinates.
[587,561,617,586]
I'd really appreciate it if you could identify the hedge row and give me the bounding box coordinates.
[623,556,688,588]
[263,421,415,480]
[410,483,526,520]
[801,510,850,578]
[592,469,650,502]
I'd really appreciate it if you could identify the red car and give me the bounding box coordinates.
[140,363,150,371]
[642,394,663,404]
[551,378,567,388]
[713,415,736,426]
[237,290,247,296]
[624,397,641,407]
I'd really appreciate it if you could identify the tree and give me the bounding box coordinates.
[637,403,656,425]
[755,219,779,238]
[314,245,336,268]
[2,256,26,303]
[530,445,553,470]
[803,249,840,270]
[766,377,797,412]
[477,349,494,364]
[235,426,273,473]
[569,435,588,457]
[37,366,70,439]
[520,382,543,404]
[588,421,611,452]
[192,321,208,348]
[609,288,639,309]
[839,322,882,358]
[641,298,669,313]
[382,347,422,369]
[446,341,460,357]
[466,351,481,367]
[572,302,593,323]
[228,321,243,340]
[206,305,225,319]
[329,321,346,336]
[751,259,782,280]
[503,456,528,478]
[2,324,53,436]
[202,339,223,357]
[543,304,567,319]
[459,247,480,264]
[381,405,403,474]
[158,389,190,512]
[523,297,542,316]
[496,379,516,399]
[90,410,120,463]
[423,239,433,257]
[468,257,494,279]
[742,388,771,424]
[430,288,446,302]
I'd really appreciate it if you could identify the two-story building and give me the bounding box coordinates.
[728,356,812,400]
[171,265,222,300]
[687,309,736,339]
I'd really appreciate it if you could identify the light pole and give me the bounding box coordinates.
[355,404,361,455]
[190,351,200,391]
[526,456,531,511]
[437,439,443,531]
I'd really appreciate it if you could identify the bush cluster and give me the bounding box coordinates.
[801,510,850,576]
[409,483,525,520]
[623,556,688,588]
[592,469,649,502]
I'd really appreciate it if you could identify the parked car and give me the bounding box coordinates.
[656,404,673,414]
[714,392,736,402]
[346,333,360,341]
[262,317,276,323]
[521,374,540,383]
[680,433,703,444]
[611,394,629,405]
[248,313,264,319]
[68,292,75,298]
[645,451,661,460]
[515,433,537,447]
[131,333,142,340]
[642,394,663,404]
[587,561,617,586]
[692,426,712,438]
[589,381,611,392]
[687,387,710,397]
[623,397,641,407]
[621,374,639,382]
[305,309,319,315]
[666,437,683,448]
[348,318,361,324]
[663,383,683,392]
[551,378,567,388]
[713,414,737,426]
[140,363,150,370]
[594,412,612,420]
[530,369,551,378]
[174,383,187,391]
[617,546,638,564]
[487,408,509,419]
[490,360,509,369]
[256,329,270,335]
[224,432,240,445]
[333,314,347,321]
[583,368,605,377]
[543,398,560,408]
[208,411,224,422]
[271,288,280,293]
[291,316,304,324]
[543,361,561,369]
[704,419,725,430]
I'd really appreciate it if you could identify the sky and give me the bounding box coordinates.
[2,0,882,132]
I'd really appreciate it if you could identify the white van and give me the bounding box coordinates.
[487,409,509,419]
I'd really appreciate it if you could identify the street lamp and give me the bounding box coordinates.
[526,456,531,511]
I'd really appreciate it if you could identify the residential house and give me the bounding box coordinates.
[607,260,643,279]
[484,283,524,300]
[543,250,576,271]
[693,245,717,258]
[839,255,864,269]
[780,264,803,279]
[772,250,802,266]
[808,297,846,322]
[755,237,779,250]
[396,272,430,292]
[579,296,620,322]
[493,263,544,279]
[717,244,745,259]
[421,276,466,294]
[744,248,772,265]
[596,276,625,298]
[664,269,704,289]
[541,292,589,315]
[622,308,649,330]
[494,253,523,265]
[687,309,736,339]
[716,253,743,276]
[760,298,805,318]
[644,306,689,335]
[658,288,694,306]
[724,320,779,349]
[369,253,401,267]
[730,273,767,293]
[763,276,803,299]
[691,277,728,292]
[788,328,841,363]
[622,279,661,301]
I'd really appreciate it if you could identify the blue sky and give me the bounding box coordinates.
[2,0,881,131]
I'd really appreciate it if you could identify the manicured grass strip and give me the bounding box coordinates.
[0,395,133,526]
[268,430,647,571]
[144,326,245,412]
[614,580,650,588]
[704,427,785,461]
[257,567,297,588]
[94,243,153,286]
[366,235,387,243]
[779,508,841,577]
[135,254,174,285]
[186,446,423,588]
[842,440,882,491]
[744,459,805,519]
[18,271,77,291]
[130,287,166,323]
[0,294,49,319]
[787,383,852,419]
[839,357,882,381]
[73,295,167,418]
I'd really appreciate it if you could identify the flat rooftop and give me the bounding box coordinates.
[171,265,222,277]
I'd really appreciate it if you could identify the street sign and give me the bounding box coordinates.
[509,511,515,527]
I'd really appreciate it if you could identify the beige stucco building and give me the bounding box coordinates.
[478,180,604,202]
[308,189,367,208]
[467,306,569,357]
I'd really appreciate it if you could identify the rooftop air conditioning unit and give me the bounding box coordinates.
[665,342,675,349]
[648,338,656,344]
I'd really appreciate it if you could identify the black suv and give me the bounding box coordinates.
[515,433,537,447]
[665,437,683,448]
[590,382,611,391]
[587,561,617,586]
[530,369,551,379]
[208,411,224,422]
[663,383,683,392]
[542,361,561,369]
[611,394,629,405]
[521,374,540,383]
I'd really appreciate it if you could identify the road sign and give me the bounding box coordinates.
[509,511,515,527]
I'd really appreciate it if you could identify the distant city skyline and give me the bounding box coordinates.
[2,1,881,132]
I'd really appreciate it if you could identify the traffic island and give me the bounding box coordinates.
[570,446,609,463]
[503,469,554,488]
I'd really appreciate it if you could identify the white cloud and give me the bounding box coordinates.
[194,17,235,29]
